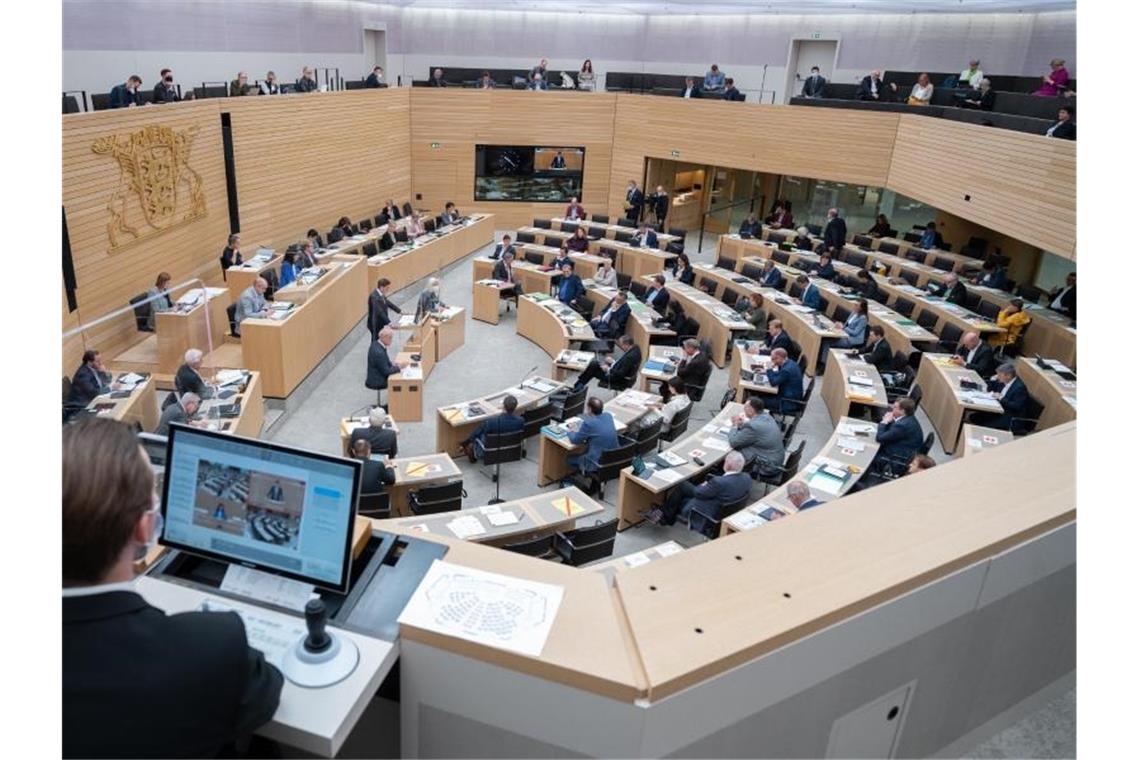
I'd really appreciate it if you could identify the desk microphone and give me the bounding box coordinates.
[520,365,539,383]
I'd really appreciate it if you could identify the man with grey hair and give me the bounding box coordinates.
[671,337,710,399]
[951,331,996,377]
[823,207,847,254]
[787,480,822,512]
[646,449,752,537]
[970,362,1030,431]
[233,277,268,336]
[156,392,202,436]
[296,66,318,93]
[175,348,215,399]
[416,277,446,321]
[365,326,408,407]
[349,406,398,458]
[728,397,785,477]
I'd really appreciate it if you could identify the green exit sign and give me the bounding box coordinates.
[430,141,441,149]
[670,149,681,158]
[810,31,822,39]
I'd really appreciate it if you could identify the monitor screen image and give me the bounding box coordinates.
[160,425,361,592]
[474,144,585,202]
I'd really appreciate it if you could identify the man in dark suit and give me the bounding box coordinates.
[673,338,711,398]
[823,208,847,252]
[175,349,215,399]
[1045,106,1076,140]
[951,331,996,377]
[624,180,644,222]
[556,263,586,307]
[380,200,401,224]
[764,347,803,415]
[365,66,387,88]
[68,350,115,409]
[809,253,837,281]
[971,363,1030,431]
[590,290,631,338]
[152,68,180,103]
[1048,272,1076,319]
[857,70,890,101]
[680,76,701,99]
[550,150,566,169]
[871,398,925,474]
[461,394,526,462]
[490,234,515,260]
[566,397,619,476]
[796,274,823,310]
[573,335,642,392]
[63,418,282,758]
[429,68,446,87]
[787,480,823,511]
[973,261,1008,290]
[764,319,794,355]
[368,278,402,340]
[918,221,944,250]
[352,439,395,494]
[760,259,783,288]
[861,325,893,372]
[108,75,142,108]
[801,66,827,98]
[647,450,752,536]
[349,406,399,458]
[365,327,407,404]
[929,272,967,305]
[852,269,880,301]
[648,185,670,226]
[722,78,745,101]
[642,274,670,313]
[632,222,659,248]
[492,251,521,301]
[739,213,760,238]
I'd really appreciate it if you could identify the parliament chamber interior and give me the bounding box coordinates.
[49,1,1097,758]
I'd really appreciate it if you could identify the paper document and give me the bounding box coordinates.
[623,552,651,568]
[119,372,145,385]
[836,437,866,452]
[397,560,565,657]
[220,565,316,613]
[658,451,686,466]
[652,468,685,485]
[447,515,487,540]
[656,541,683,557]
[702,437,731,452]
[487,511,521,527]
[215,369,245,386]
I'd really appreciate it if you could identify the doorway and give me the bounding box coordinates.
[785,39,839,103]
[364,28,388,81]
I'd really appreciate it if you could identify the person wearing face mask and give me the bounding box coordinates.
[62,418,283,758]
[415,277,447,321]
[109,75,143,108]
[801,66,827,98]
[152,68,180,103]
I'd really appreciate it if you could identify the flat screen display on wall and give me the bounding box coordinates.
[474,145,585,202]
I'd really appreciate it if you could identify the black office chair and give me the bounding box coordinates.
[962,291,981,313]
[916,309,939,331]
[361,241,378,258]
[658,403,692,448]
[918,432,936,456]
[937,322,963,352]
[752,439,806,495]
[903,231,923,244]
[560,221,579,234]
[689,492,752,540]
[550,385,587,422]
[852,234,873,247]
[519,404,553,459]
[524,251,545,266]
[976,300,1000,321]
[407,481,465,515]
[741,263,762,280]
[532,218,552,229]
[629,418,662,456]
[424,217,437,233]
[772,250,791,266]
[665,240,684,255]
[597,358,638,393]
[883,352,917,403]
[898,269,919,286]
[893,297,915,318]
[481,430,524,504]
[130,294,154,332]
[402,202,414,217]
[906,249,926,263]
[373,213,385,228]
[879,242,899,255]
[932,256,955,272]
[697,277,717,296]
[716,255,734,271]
[591,440,638,499]
[833,304,851,325]
[668,227,686,240]
[502,534,556,559]
[616,218,636,229]
[358,218,373,232]
[788,282,803,300]
[357,492,392,519]
[1016,285,1046,304]
[1010,396,1045,436]
[847,251,869,269]
[720,288,741,308]
[553,518,619,566]
[592,214,610,224]
[394,228,409,243]
[684,357,713,402]
[616,272,632,290]
[616,230,635,244]
[517,231,536,244]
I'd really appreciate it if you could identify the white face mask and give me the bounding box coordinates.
[134,507,163,561]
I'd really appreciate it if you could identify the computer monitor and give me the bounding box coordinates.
[160,425,361,592]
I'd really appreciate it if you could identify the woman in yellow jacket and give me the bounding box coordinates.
[990,298,1032,348]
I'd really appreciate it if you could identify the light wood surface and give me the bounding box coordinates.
[154,287,230,374]
[877,279,1006,340]
[226,254,282,301]
[966,285,1077,369]
[820,349,889,424]
[647,278,752,369]
[549,217,680,249]
[338,415,401,458]
[586,541,685,584]
[915,352,1005,454]
[1016,356,1077,431]
[195,370,265,438]
[956,424,1015,458]
[472,257,556,298]
[384,453,463,517]
[435,377,569,457]
[517,294,595,359]
[583,284,674,359]
[728,343,778,403]
[84,373,159,433]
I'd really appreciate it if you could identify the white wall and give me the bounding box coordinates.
[63,1,1075,106]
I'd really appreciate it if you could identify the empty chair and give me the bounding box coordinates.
[906,249,926,263]
[772,250,791,265]
[424,217,438,233]
[937,322,963,351]
[502,534,555,559]
[853,234,873,247]
[553,518,619,566]
[903,231,922,244]
[846,251,868,269]
[361,241,378,258]
[521,402,554,440]
[668,227,687,240]
[550,385,587,422]
[976,300,1000,321]
[524,250,544,266]
[373,213,385,228]
[665,240,684,255]
[788,281,803,299]
[560,221,579,234]
[616,272,632,290]
[616,217,636,228]
[879,242,899,255]
[919,432,935,456]
[832,304,851,324]
[482,430,524,504]
[616,230,634,244]
[407,481,465,515]
[894,297,915,318]
[357,492,391,519]
[720,288,740,307]
[517,231,536,244]
[592,213,610,224]
[358,218,373,232]
[932,256,955,272]
[697,277,717,295]
[962,291,981,312]
[129,294,154,332]
[898,269,919,286]
[592,439,638,499]
[394,228,409,243]
[741,263,762,280]
[629,281,649,300]
[533,218,552,230]
[916,309,939,331]
[716,255,734,271]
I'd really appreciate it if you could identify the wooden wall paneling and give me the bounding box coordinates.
[886,115,1076,259]
[62,100,232,365]
[226,89,413,250]
[409,90,617,230]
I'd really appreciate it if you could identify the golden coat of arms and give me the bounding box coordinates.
[91,124,207,249]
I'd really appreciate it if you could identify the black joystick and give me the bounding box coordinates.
[303,598,332,654]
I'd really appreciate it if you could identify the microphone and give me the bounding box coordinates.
[520,365,538,384]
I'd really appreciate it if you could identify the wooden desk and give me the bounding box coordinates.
[722,416,881,536]
[517,226,572,248]
[337,415,401,457]
[388,357,425,423]
[615,403,742,530]
[877,279,1005,341]
[155,287,230,374]
[957,424,1016,458]
[583,284,674,358]
[513,241,608,279]
[1016,356,1077,431]
[431,307,466,361]
[240,258,368,398]
[717,234,779,266]
[552,349,594,382]
[805,274,940,355]
[84,373,159,432]
[586,541,685,583]
[639,345,682,392]
[517,294,595,359]
[537,389,662,486]
[472,257,556,299]
[548,217,680,250]
[647,278,751,369]
[387,453,463,517]
[226,253,282,301]
[915,353,1005,454]
[598,240,677,279]
[727,342,778,403]
[376,486,604,546]
[390,314,437,380]
[967,286,1077,369]
[472,279,514,325]
[820,349,890,425]
[196,370,264,438]
[436,377,568,456]
[272,266,336,305]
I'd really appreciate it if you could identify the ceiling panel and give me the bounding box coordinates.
[374,0,1076,17]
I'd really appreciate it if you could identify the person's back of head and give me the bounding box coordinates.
[897,397,916,416]
[587,397,603,416]
[617,335,635,350]
[787,480,811,506]
[352,438,371,460]
[369,406,388,428]
[745,397,764,416]
[503,394,519,415]
[723,450,745,473]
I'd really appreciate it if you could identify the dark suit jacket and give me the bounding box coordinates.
[761,267,784,288]
[677,351,712,390]
[350,426,398,457]
[359,457,396,492]
[175,364,211,399]
[766,360,804,414]
[679,85,702,98]
[69,364,111,408]
[381,206,401,223]
[633,229,659,248]
[857,277,881,301]
[987,377,1029,418]
[765,330,794,354]
[368,289,401,337]
[723,87,745,101]
[739,219,760,238]
[801,75,827,97]
[1046,120,1076,140]
[152,82,180,103]
[687,471,752,519]
[108,84,138,109]
[648,192,669,220]
[593,300,630,335]
[63,591,282,759]
[946,281,968,306]
[677,266,696,286]
[857,76,885,100]
[492,259,515,283]
[428,77,446,87]
[625,188,644,217]
[365,73,387,89]
[366,342,401,390]
[220,246,242,277]
[467,413,525,446]
[491,242,515,260]
[957,342,996,377]
[863,338,893,372]
[823,217,847,251]
[810,262,837,281]
[644,287,669,313]
[875,413,924,460]
[558,274,586,304]
[1049,285,1076,319]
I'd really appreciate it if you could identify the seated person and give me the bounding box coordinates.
[759,259,783,288]
[590,290,631,338]
[642,274,669,312]
[917,221,943,250]
[867,214,891,238]
[672,338,711,397]
[460,394,525,462]
[220,234,243,279]
[296,240,317,269]
[991,299,1031,348]
[565,197,587,221]
[870,398,924,474]
[793,227,814,251]
[632,222,658,249]
[63,419,283,759]
[930,272,968,306]
[674,253,696,285]
[907,73,933,106]
[565,397,619,477]
[349,406,398,458]
[573,335,641,392]
[861,325,893,372]
[145,272,174,330]
[786,479,823,511]
[737,292,767,339]
[796,274,822,310]
[156,392,205,436]
[352,439,395,493]
[763,348,803,415]
[336,216,357,239]
[764,319,794,354]
[649,376,692,426]
[379,201,401,225]
[739,213,760,238]
[492,252,521,297]
[593,258,618,288]
[175,349,216,399]
[491,234,515,260]
[727,397,785,478]
[645,450,752,535]
[809,252,837,281]
[566,227,590,253]
[68,349,116,409]
[278,251,301,288]
[556,264,586,307]
[969,362,1029,431]
[962,78,996,110]
[406,212,426,239]
[953,332,998,378]
[1047,272,1076,320]
[833,298,869,348]
[551,246,574,273]
[440,202,460,225]
[972,261,1008,290]
[233,277,269,336]
[851,269,880,301]
[306,228,324,250]
[906,454,937,475]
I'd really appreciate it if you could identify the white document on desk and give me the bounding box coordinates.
[652,468,685,486]
[446,515,486,539]
[220,565,316,612]
[702,437,731,452]
[398,560,564,657]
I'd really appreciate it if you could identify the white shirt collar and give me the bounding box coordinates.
[63,580,137,598]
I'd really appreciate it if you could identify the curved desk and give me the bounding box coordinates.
[548,217,681,249]
[583,282,675,358]
[472,256,556,298]
[876,279,1006,342]
[642,278,751,369]
[1016,356,1077,430]
[820,349,890,424]
[517,294,595,359]
[82,372,159,433]
[915,352,1006,454]
[435,376,569,456]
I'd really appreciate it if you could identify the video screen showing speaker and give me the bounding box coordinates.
[475,145,585,202]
